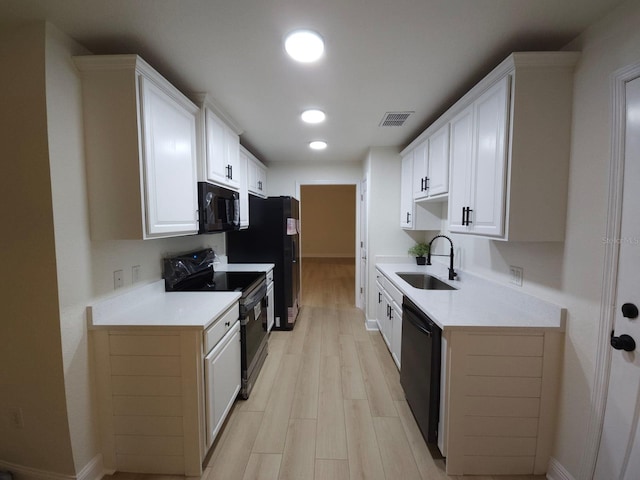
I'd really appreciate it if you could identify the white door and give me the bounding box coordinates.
[595,76,640,479]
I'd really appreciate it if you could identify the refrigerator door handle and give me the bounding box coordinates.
[292,238,297,263]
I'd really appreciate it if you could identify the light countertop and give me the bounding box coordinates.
[376,262,565,331]
[87,262,274,330]
[87,280,240,330]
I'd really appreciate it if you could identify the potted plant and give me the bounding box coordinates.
[408,242,429,265]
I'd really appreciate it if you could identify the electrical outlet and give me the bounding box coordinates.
[114,269,124,289]
[509,266,523,286]
[8,407,24,428]
[132,265,141,283]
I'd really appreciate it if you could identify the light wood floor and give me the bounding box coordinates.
[104,258,544,480]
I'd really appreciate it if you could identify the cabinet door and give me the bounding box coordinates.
[138,76,198,237]
[470,76,510,237]
[256,163,267,196]
[205,109,227,185]
[413,142,428,200]
[400,152,414,228]
[266,282,275,332]
[205,323,241,447]
[427,123,450,197]
[376,283,389,346]
[224,127,240,189]
[448,106,473,233]
[391,301,402,370]
[238,150,249,229]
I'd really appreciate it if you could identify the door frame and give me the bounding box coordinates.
[295,180,363,309]
[581,61,640,479]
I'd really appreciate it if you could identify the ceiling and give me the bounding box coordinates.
[1,0,623,164]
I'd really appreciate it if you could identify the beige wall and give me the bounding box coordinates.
[300,185,356,258]
[442,1,640,477]
[0,23,75,475]
[266,160,363,197]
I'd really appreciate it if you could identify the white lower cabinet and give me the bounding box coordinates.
[74,55,199,240]
[443,329,563,476]
[375,269,402,369]
[266,278,275,332]
[93,302,241,476]
[204,321,241,448]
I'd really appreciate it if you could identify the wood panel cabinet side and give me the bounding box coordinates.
[93,331,117,469]
[534,331,564,474]
[444,331,465,475]
[180,330,205,476]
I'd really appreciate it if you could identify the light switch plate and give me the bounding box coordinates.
[114,269,124,289]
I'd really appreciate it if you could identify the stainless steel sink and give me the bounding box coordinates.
[396,273,457,290]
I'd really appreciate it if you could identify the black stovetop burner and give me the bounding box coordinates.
[164,249,264,297]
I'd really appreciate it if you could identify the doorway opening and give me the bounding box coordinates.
[299,184,357,306]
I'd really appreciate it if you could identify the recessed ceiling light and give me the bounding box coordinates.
[301,109,326,124]
[309,141,327,150]
[285,30,324,63]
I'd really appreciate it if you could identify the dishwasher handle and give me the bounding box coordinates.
[404,308,432,337]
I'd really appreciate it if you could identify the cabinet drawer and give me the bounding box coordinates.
[204,303,239,353]
[381,276,403,306]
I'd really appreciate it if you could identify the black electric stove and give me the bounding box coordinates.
[163,249,268,399]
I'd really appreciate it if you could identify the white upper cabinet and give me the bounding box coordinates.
[74,55,199,240]
[401,151,442,230]
[202,106,240,190]
[446,52,579,241]
[448,106,474,233]
[426,123,450,197]
[401,152,415,227]
[412,124,449,201]
[246,150,268,198]
[238,148,250,229]
[449,77,510,237]
[412,142,428,199]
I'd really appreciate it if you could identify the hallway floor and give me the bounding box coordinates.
[104,258,545,480]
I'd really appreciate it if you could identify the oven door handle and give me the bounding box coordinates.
[242,283,268,311]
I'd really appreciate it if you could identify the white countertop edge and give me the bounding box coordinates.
[216,263,275,273]
[87,280,242,330]
[376,262,566,331]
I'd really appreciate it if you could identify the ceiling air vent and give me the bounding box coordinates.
[379,111,414,127]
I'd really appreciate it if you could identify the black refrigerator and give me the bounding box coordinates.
[227,195,300,330]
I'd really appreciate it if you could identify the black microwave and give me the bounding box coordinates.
[198,182,240,233]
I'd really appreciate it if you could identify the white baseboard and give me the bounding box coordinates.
[0,454,105,480]
[76,454,105,480]
[546,456,576,480]
[365,317,379,331]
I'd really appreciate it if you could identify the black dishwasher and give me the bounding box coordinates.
[400,296,442,444]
